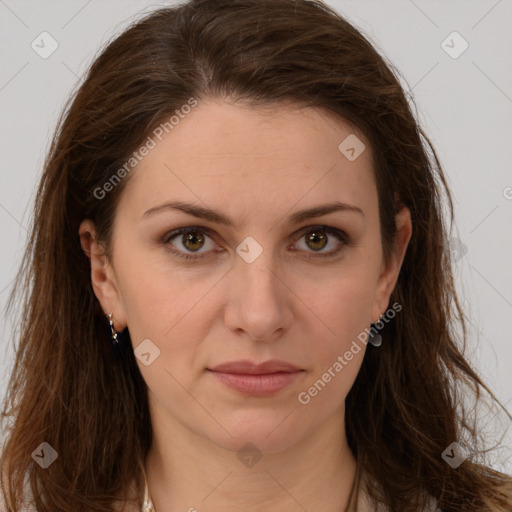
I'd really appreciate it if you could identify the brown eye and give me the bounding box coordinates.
[181,231,205,252]
[304,230,328,251]
[163,225,348,262]
[294,226,348,258]
[164,227,218,260]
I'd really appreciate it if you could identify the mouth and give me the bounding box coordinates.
[206,368,305,396]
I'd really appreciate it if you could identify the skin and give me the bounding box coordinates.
[79,99,411,511]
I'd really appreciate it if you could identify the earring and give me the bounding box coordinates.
[106,313,119,344]
[368,319,383,347]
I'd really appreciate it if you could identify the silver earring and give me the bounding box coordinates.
[368,322,382,347]
[106,313,119,344]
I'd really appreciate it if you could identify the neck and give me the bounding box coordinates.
[144,405,358,512]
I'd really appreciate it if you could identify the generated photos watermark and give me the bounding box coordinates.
[93,97,198,200]
[297,302,402,405]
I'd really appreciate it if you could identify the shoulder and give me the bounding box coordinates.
[357,471,440,512]
[110,476,144,512]
[358,492,440,512]
[0,478,33,512]
[0,488,37,512]
[0,479,142,512]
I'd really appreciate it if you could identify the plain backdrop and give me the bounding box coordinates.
[1,0,511,472]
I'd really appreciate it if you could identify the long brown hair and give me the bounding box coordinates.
[1,1,511,510]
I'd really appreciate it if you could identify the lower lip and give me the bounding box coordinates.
[207,370,304,396]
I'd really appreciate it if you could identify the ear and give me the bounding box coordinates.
[371,206,412,322]
[79,219,127,330]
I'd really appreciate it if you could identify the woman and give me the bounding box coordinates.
[1,0,511,511]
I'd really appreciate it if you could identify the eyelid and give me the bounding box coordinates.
[162,224,348,260]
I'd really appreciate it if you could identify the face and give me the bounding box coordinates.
[81,99,411,454]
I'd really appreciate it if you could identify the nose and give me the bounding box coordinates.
[223,246,294,343]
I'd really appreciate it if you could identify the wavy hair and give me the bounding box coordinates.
[1,0,511,510]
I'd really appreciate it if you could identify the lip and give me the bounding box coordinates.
[207,360,305,396]
[209,360,302,374]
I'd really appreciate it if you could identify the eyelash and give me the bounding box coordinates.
[161,225,349,261]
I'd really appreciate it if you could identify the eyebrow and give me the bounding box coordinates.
[142,200,364,226]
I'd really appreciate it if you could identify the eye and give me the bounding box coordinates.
[162,225,349,261]
[163,227,219,260]
[292,226,348,258]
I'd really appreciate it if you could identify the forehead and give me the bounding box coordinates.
[118,99,376,225]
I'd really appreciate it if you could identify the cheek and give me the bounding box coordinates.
[115,258,220,394]
[114,240,214,336]
[296,277,371,409]
[301,258,380,334]
[297,350,364,414]
[292,257,379,394]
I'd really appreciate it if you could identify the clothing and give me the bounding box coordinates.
[141,466,153,512]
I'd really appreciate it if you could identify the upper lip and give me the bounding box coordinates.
[208,360,302,374]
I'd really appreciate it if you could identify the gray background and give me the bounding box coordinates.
[1,0,511,471]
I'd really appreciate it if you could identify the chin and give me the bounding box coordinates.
[209,419,303,455]
[219,435,299,458]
